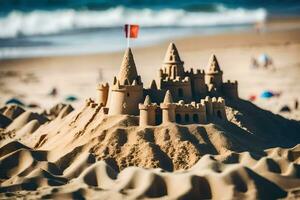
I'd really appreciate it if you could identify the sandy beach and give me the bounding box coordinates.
[1,19,300,119]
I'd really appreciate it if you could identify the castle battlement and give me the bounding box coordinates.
[222,80,238,99]
[97,82,109,90]
[111,82,143,91]
[212,97,225,107]
[225,80,238,84]
[185,68,205,77]
[139,102,157,110]
[96,42,238,126]
[161,76,190,84]
[175,101,206,112]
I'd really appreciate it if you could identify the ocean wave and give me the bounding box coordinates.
[0,6,267,38]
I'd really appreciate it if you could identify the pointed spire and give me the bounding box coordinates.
[163,43,183,64]
[118,48,138,84]
[163,90,173,104]
[144,95,152,105]
[149,80,157,90]
[207,54,221,73]
[162,43,185,78]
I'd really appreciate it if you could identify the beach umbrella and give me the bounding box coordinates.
[260,91,274,99]
[65,95,78,102]
[5,98,25,106]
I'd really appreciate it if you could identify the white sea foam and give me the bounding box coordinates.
[0,6,267,38]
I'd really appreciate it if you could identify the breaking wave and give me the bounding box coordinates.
[0,5,267,38]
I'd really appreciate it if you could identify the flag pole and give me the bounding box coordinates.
[127,24,130,48]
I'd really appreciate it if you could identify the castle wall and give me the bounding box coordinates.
[222,80,238,99]
[175,101,207,124]
[175,111,207,124]
[186,69,207,99]
[160,77,192,102]
[205,72,223,89]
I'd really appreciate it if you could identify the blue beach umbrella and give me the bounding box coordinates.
[5,98,25,106]
[65,95,78,102]
[260,91,274,99]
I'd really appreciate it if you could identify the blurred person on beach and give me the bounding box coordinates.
[250,53,275,71]
[250,57,259,68]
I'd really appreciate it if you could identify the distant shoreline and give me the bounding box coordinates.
[6,15,300,59]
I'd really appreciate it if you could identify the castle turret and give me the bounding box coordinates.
[212,97,227,120]
[205,54,223,90]
[162,43,185,79]
[160,90,176,124]
[108,48,143,115]
[222,80,239,99]
[97,82,109,106]
[204,96,213,119]
[139,95,157,126]
[159,43,192,102]
[186,68,207,99]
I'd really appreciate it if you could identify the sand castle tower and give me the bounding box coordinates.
[97,82,109,106]
[159,43,192,102]
[203,96,213,119]
[212,97,227,120]
[186,68,207,100]
[108,48,143,115]
[139,95,157,126]
[205,54,223,91]
[161,43,185,78]
[160,90,176,123]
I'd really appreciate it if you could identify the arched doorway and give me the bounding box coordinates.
[185,114,190,123]
[193,114,199,123]
[178,88,183,97]
[217,110,222,119]
[176,114,182,123]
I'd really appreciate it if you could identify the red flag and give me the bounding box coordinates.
[124,24,139,38]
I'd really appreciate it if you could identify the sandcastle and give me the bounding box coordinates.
[96,43,238,126]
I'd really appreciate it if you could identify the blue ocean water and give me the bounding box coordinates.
[0,0,299,59]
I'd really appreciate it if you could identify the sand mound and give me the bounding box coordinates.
[0,104,25,120]
[0,99,299,199]
[0,144,299,199]
[42,103,74,120]
[6,111,48,132]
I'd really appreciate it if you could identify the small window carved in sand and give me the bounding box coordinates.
[178,88,183,97]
